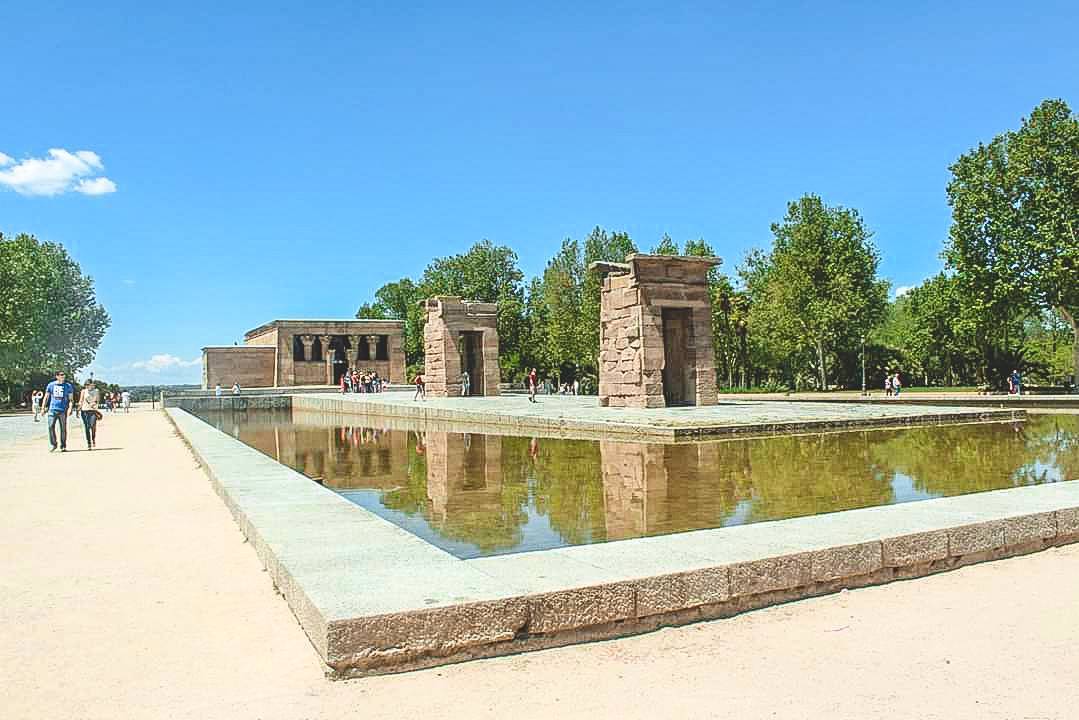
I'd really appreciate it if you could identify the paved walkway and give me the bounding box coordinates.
[0,412,46,446]
[4,406,1078,719]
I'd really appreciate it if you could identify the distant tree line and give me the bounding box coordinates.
[357,98,1077,392]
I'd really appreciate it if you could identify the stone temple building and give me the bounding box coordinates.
[421,297,500,397]
[590,254,720,408]
[202,319,405,389]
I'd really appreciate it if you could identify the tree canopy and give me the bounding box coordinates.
[945,98,1079,386]
[742,195,888,389]
[0,232,110,403]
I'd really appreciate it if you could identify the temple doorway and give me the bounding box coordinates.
[661,308,693,406]
[460,331,485,395]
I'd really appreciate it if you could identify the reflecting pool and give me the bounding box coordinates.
[193,410,1079,558]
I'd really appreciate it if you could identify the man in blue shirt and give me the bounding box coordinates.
[41,370,75,452]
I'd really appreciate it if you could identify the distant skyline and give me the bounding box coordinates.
[2,1,1077,385]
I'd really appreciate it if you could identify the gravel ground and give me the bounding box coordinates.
[3,407,1078,720]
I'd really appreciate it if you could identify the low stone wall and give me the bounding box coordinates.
[163,395,292,412]
[291,393,1027,441]
[167,406,1079,678]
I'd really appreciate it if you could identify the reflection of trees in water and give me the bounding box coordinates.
[526,439,607,545]
[1020,415,1079,483]
[201,409,1079,553]
[738,433,894,523]
[870,416,1079,495]
[379,431,429,515]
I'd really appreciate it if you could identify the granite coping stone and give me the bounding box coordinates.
[291,393,1026,441]
[166,407,1079,677]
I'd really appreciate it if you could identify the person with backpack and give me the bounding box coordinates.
[413,372,425,401]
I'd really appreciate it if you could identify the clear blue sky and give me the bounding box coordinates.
[2,1,1077,385]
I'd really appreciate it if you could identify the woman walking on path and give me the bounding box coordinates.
[413,372,425,401]
[31,390,44,421]
[78,381,102,450]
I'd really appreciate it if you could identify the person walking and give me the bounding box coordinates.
[892,372,902,397]
[214,383,222,397]
[78,380,102,450]
[232,382,241,395]
[1010,369,1022,396]
[120,389,131,412]
[413,372,425,401]
[884,374,893,397]
[31,389,44,421]
[527,368,538,403]
[460,370,470,396]
[42,370,75,452]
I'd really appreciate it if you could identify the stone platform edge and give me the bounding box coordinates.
[165,407,1079,678]
[291,394,1026,441]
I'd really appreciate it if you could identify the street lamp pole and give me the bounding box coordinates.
[861,336,867,396]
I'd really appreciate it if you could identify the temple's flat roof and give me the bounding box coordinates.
[202,345,276,350]
[245,318,404,339]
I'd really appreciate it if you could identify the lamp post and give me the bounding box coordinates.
[861,336,867,396]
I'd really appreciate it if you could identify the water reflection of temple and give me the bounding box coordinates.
[600,441,749,540]
[233,418,409,489]
[207,409,1079,556]
[424,432,503,523]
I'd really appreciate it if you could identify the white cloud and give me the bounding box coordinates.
[131,354,201,372]
[75,176,117,195]
[0,148,117,196]
[894,285,913,298]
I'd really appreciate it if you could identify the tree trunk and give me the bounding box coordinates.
[816,340,826,391]
[1058,306,1079,392]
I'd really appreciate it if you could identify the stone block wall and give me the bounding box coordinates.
[202,346,277,389]
[422,297,501,397]
[202,319,407,388]
[594,254,719,408]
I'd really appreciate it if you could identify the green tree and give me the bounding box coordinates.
[946,98,1079,387]
[651,233,679,255]
[880,275,974,385]
[0,233,110,404]
[743,195,889,390]
[417,240,527,379]
[580,227,637,376]
[539,239,587,376]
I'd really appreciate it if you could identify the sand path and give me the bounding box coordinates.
[3,407,1076,719]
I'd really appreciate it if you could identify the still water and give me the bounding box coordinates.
[194,410,1079,559]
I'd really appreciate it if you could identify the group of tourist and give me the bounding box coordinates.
[341,369,385,394]
[214,383,243,396]
[33,371,130,452]
[544,379,580,396]
[883,372,903,397]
